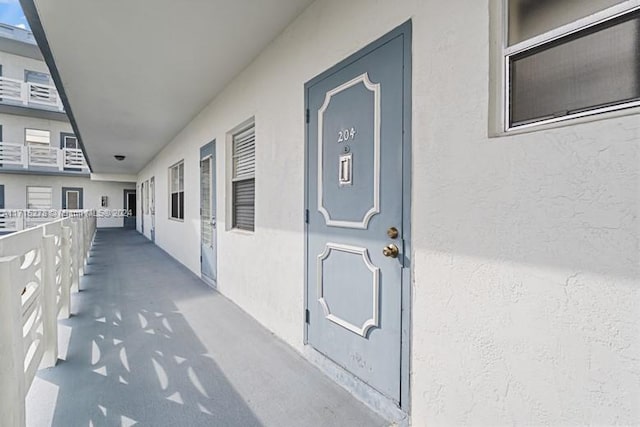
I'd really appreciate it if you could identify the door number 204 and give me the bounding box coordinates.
[337,127,356,142]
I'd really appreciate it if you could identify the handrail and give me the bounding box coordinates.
[0,142,88,172]
[0,209,91,233]
[0,210,96,427]
[0,76,64,112]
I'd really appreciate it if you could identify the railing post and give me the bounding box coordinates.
[85,215,91,260]
[78,218,85,275]
[92,212,97,242]
[57,149,64,171]
[70,219,80,293]
[20,81,28,106]
[60,224,71,318]
[21,146,28,169]
[41,233,58,368]
[0,256,27,427]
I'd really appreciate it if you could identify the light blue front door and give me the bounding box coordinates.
[200,141,217,286]
[306,25,410,403]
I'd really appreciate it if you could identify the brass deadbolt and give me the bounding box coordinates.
[387,227,399,239]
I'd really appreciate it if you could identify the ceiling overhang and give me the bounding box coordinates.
[21,0,313,174]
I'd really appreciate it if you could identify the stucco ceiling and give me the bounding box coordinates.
[28,0,313,173]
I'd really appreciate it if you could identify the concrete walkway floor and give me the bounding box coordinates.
[27,229,386,427]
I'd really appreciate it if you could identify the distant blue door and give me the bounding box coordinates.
[123,190,136,229]
[200,142,217,286]
[306,28,409,402]
[140,182,144,233]
[150,176,155,242]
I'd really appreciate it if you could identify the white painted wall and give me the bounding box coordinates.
[0,173,135,227]
[0,113,71,144]
[0,50,49,82]
[137,0,639,425]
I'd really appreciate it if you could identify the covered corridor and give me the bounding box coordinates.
[26,229,385,427]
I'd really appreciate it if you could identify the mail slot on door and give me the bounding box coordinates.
[339,153,352,186]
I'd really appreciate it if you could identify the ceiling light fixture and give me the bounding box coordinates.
[114,155,126,161]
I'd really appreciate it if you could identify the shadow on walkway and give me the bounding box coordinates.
[26,229,385,427]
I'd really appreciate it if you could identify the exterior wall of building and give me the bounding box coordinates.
[0,49,48,81]
[0,172,135,227]
[137,0,639,425]
[0,112,71,144]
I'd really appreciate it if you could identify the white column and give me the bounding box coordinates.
[0,256,27,427]
[41,234,58,368]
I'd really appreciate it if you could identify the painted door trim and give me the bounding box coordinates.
[150,176,155,242]
[61,186,83,209]
[123,189,137,229]
[59,132,76,149]
[303,20,412,413]
[317,73,381,229]
[200,140,217,288]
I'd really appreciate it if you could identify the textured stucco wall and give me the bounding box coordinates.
[137,0,640,425]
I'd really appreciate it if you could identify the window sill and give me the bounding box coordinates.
[228,228,254,236]
[168,217,184,223]
[490,103,640,138]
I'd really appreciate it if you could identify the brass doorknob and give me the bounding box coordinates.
[382,244,399,258]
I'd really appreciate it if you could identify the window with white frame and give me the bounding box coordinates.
[62,134,78,150]
[231,122,255,231]
[27,186,52,209]
[25,70,51,85]
[25,128,50,146]
[169,162,184,220]
[503,0,640,130]
[150,177,155,214]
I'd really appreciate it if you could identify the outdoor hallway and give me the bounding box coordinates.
[25,228,386,427]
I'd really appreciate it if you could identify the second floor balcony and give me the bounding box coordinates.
[0,75,64,112]
[0,141,89,173]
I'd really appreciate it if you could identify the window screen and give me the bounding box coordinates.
[508,0,626,45]
[25,129,50,146]
[24,70,51,85]
[27,186,52,209]
[232,124,255,231]
[509,10,640,126]
[63,135,78,149]
[169,162,184,220]
[66,191,80,210]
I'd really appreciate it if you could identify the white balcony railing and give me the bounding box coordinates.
[0,76,64,112]
[0,210,90,232]
[0,142,89,172]
[0,211,96,427]
[64,148,87,168]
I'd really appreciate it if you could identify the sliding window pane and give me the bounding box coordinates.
[510,12,640,126]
